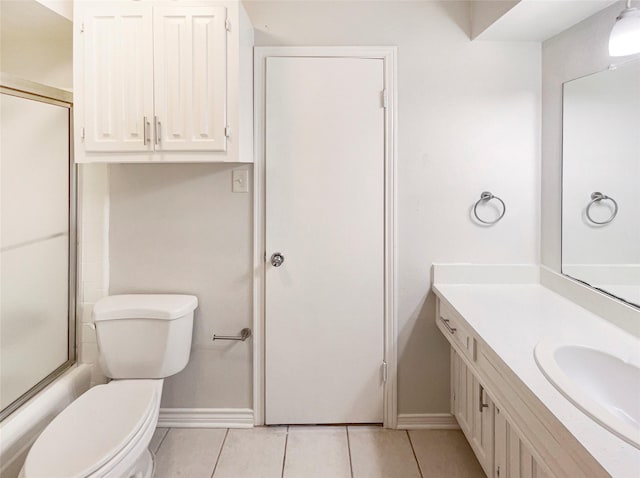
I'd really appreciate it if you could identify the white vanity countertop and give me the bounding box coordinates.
[432,283,640,478]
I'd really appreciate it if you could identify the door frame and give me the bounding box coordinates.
[253,46,397,427]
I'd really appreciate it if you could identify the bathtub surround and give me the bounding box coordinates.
[0,365,91,478]
[76,164,110,387]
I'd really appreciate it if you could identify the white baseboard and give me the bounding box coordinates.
[157,409,458,430]
[158,408,254,428]
[396,413,460,430]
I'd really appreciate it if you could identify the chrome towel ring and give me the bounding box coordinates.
[473,191,506,225]
[586,192,618,225]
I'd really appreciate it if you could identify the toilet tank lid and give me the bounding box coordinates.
[93,294,198,321]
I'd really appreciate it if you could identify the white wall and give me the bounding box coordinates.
[108,164,254,409]
[541,0,639,272]
[108,1,540,415]
[34,0,73,21]
[470,0,519,39]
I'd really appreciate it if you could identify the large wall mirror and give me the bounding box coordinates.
[562,60,640,308]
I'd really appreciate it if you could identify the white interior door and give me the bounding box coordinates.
[265,56,385,424]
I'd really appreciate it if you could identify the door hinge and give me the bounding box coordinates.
[382,361,388,383]
[225,18,231,32]
[80,22,84,33]
[225,126,231,138]
[382,89,388,108]
[80,127,85,141]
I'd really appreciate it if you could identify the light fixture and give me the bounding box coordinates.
[609,0,640,56]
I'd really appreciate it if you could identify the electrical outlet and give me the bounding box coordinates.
[232,169,249,193]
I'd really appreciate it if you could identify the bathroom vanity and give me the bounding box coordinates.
[433,266,640,478]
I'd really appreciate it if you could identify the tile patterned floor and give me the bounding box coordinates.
[151,426,485,478]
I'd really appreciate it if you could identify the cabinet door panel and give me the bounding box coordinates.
[533,462,550,478]
[451,347,457,414]
[509,427,523,478]
[472,379,494,477]
[154,7,227,152]
[494,407,555,478]
[454,351,473,437]
[494,407,507,478]
[83,5,153,152]
[519,445,535,478]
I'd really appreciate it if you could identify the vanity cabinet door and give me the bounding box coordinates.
[494,406,508,478]
[494,406,554,478]
[452,349,473,438]
[472,377,494,477]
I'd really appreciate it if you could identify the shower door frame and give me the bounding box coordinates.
[0,73,77,421]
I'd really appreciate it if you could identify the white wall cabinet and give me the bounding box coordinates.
[153,6,227,152]
[74,1,253,163]
[82,4,153,153]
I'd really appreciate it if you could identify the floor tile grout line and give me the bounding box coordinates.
[346,426,354,478]
[209,428,230,478]
[406,430,424,478]
[281,425,289,478]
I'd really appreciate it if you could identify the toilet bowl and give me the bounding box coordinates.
[19,294,198,478]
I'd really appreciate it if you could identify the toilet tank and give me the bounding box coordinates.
[93,294,198,379]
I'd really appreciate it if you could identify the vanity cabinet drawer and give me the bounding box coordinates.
[438,302,476,361]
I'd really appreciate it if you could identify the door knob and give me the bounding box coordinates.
[270,252,285,267]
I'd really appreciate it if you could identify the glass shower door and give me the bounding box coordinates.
[0,83,75,419]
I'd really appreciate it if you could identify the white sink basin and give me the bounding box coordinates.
[534,339,640,449]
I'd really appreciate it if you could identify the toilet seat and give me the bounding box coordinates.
[21,380,162,478]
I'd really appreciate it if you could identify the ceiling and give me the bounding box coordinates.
[474,0,620,41]
[0,0,71,41]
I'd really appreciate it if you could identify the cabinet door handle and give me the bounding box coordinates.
[479,384,489,413]
[154,116,161,145]
[143,116,151,145]
[440,317,457,334]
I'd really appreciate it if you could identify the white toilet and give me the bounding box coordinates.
[19,294,198,478]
